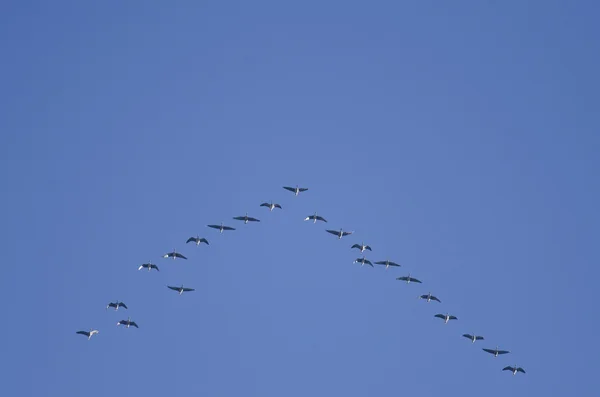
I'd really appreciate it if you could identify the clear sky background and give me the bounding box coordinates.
[1,1,598,396]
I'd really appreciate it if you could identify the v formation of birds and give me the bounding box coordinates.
[77,184,525,377]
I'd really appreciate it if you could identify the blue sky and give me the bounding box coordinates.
[1,1,598,395]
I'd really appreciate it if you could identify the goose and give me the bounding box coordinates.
[304,212,327,223]
[434,313,458,324]
[138,262,159,271]
[76,329,99,340]
[418,292,441,303]
[396,274,421,283]
[163,249,187,260]
[106,301,128,311]
[283,185,308,196]
[375,259,400,270]
[462,333,484,343]
[186,236,209,245]
[482,346,510,357]
[167,284,195,295]
[116,317,138,328]
[207,223,236,233]
[260,201,282,211]
[325,228,353,239]
[233,213,260,224]
[503,365,526,375]
[351,242,372,252]
[353,257,374,267]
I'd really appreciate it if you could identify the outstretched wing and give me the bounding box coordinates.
[482,348,495,355]
[233,216,245,221]
[283,186,295,192]
[497,350,510,355]
[138,265,145,270]
[175,253,187,259]
[517,368,525,373]
[304,215,314,221]
[351,244,360,249]
[186,237,196,243]
[247,217,260,222]
[299,188,308,192]
[207,224,220,229]
[365,246,372,251]
[431,296,441,303]
[434,314,445,320]
[365,260,373,267]
[316,216,327,222]
[325,230,338,236]
[449,315,458,320]
[409,277,422,283]
[130,322,139,328]
[396,276,409,281]
[167,286,179,291]
[182,287,195,292]
[274,204,282,209]
[475,336,484,340]
[260,203,270,207]
[342,231,353,236]
[76,331,89,336]
[199,238,209,244]
[222,226,236,230]
[419,294,428,299]
[462,334,473,339]
[118,303,128,309]
[502,366,513,371]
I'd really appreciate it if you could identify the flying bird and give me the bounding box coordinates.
[353,257,373,267]
[138,262,159,272]
[304,212,327,223]
[186,236,209,245]
[375,259,400,270]
[462,333,484,343]
[418,292,441,303]
[482,346,510,357]
[396,274,421,283]
[76,329,99,340]
[106,301,128,311]
[207,223,236,233]
[434,313,458,324]
[351,242,372,252]
[260,201,282,211]
[326,228,353,239]
[502,365,526,376]
[233,213,260,224]
[283,185,308,196]
[163,249,187,260]
[167,284,195,295]
[116,317,138,328]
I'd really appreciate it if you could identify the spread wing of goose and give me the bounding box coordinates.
[233,213,261,224]
[304,212,327,223]
[138,262,159,271]
[76,329,99,340]
[462,333,484,343]
[283,185,308,196]
[325,228,353,239]
[260,201,282,211]
[207,223,236,233]
[163,249,187,260]
[375,259,400,269]
[186,236,209,245]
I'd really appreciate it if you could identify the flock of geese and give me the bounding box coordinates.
[76,184,526,377]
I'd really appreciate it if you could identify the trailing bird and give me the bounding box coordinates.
[353,257,373,267]
[117,317,138,328]
[106,301,128,311]
[163,249,187,260]
[207,223,236,233]
[503,365,526,375]
[326,228,353,239]
[351,242,372,252]
[304,212,327,223]
[260,201,282,211]
[434,313,458,324]
[375,259,400,270]
[283,185,308,196]
[462,333,484,343]
[233,213,260,224]
[397,274,421,284]
[186,236,209,245]
[76,329,99,340]
[138,262,159,271]
[167,284,195,295]
[419,292,441,303]
[482,346,510,357]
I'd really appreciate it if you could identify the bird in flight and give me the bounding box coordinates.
[434,313,458,324]
[304,212,327,223]
[138,262,159,271]
[186,236,209,245]
[106,301,128,311]
[76,329,99,340]
[351,242,372,252]
[233,213,260,224]
[117,317,139,328]
[462,333,484,343]
[502,365,526,375]
[419,292,441,303]
[283,185,308,196]
[325,228,353,239]
[353,257,374,267]
[167,284,195,295]
[375,259,400,270]
[396,274,421,283]
[260,201,282,211]
[163,249,187,260]
[482,346,510,357]
[207,223,236,233]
